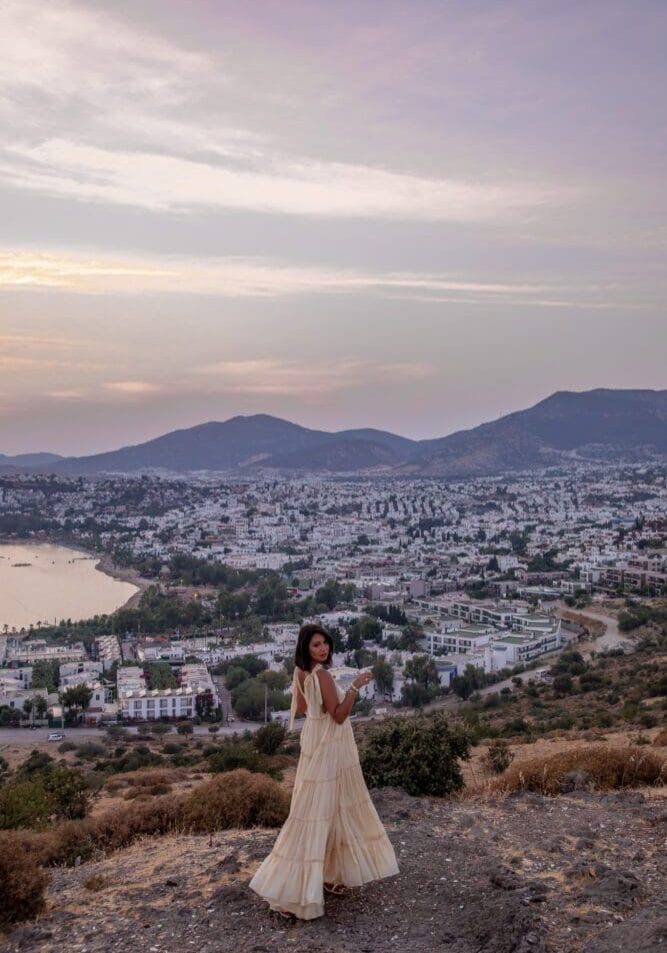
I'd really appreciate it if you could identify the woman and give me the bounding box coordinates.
[249,622,399,919]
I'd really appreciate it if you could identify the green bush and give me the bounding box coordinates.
[207,743,280,779]
[0,781,53,830]
[98,745,163,774]
[253,721,287,756]
[44,766,90,820]
[75,742,106,761]
[360,712,471,797]
[176,722,194,735]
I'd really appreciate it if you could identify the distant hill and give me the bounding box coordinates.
[400,388,667,476]
[6,389,666,477]
[49,415,418,475]
[0,452,63,467]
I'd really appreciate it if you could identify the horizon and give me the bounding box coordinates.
[1,1,665,455]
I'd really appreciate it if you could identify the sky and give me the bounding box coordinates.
[0,0,665,455]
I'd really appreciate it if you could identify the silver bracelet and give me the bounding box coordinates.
[349,684,359,695]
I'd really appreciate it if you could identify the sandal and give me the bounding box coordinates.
[274,909,295,920]
[324,883,347,896]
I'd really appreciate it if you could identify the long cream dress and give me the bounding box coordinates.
[249,663,399,919]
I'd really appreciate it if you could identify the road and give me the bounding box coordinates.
[569,607,628,653]
[0,720,263,747]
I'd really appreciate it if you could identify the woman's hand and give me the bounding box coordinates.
[352,670,374,690]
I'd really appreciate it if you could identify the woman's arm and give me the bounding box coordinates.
[316,668,373,725]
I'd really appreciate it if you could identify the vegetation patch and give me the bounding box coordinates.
[0,831,50,929]
[361,711,471,797]
[493,744,666,796]
[181,769,289,831]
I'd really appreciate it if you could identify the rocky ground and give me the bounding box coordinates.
[2,785,666,953]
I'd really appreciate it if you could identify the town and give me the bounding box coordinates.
[0,464,664,730]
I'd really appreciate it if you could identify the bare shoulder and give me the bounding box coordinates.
[315,667,335,688]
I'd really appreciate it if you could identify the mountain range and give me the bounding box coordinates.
[3,389,665,478]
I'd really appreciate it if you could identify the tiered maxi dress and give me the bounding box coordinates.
[249,663,399,919]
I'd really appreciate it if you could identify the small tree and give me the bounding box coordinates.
[177,722,194,736]
[361,712,471,797]
[61,685,93,723]
[44,766,89,820]
[371,658,394,698]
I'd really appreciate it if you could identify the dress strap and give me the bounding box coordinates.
[288,668,302,731]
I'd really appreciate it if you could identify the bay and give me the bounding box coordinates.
[0,542,138,632]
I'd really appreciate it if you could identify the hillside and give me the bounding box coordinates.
[49,415,417,475]
[2,783,665,953]
[5,388,666,476]
[399,388,667,476]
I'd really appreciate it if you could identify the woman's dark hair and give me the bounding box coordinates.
[294,623,334,671]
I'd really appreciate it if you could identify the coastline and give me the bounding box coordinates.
[93,552,151,611]
[0,537,152,615]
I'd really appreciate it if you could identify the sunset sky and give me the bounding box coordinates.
[1,0,665,455]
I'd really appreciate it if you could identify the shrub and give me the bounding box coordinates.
[553,674,573,696]
[91,796,183,852]
[0,781,53,830]
[75,742,106,761]
[253,722,287,756]
[162,742,183,755]
[482,740,514,774]
[181,770,289,831]
[16,751,54,780]
[100,745,163,774]
[57,741,78,753]
[360,712,471,797]
[117,768,182,788]
[149,723,172,736]
[207,743,280,779]
[176,723,194,735]
[105,725,128,740]
[0,832,50,928]
[495,745,666,796]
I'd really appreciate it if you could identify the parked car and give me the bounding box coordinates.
[47,731,65,741]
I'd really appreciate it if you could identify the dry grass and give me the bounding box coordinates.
[107,768,186,788]
[0,831,50,929]
[82,874,112,892]
[181,769,290,832]
[490,744,666,796]
[652,727,667,747]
